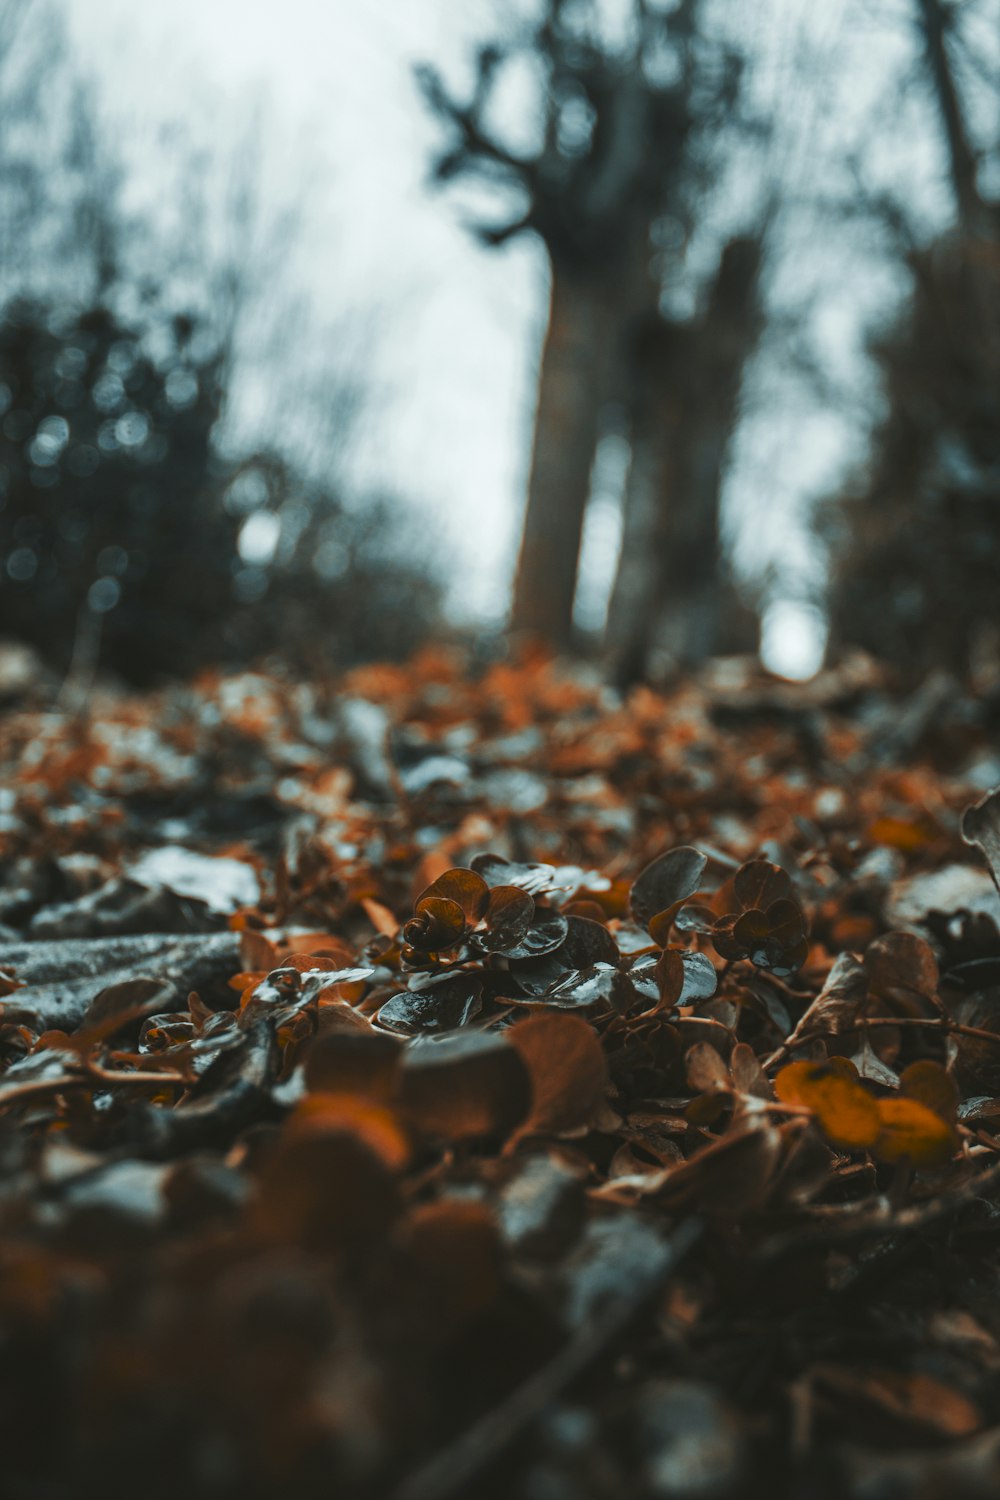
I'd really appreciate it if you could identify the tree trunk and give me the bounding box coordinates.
[510,263,618,649]
[607,235,763,682]
[604,318,686,681]
[916,0,983,234]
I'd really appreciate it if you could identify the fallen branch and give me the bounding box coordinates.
[391,1216,704,1500]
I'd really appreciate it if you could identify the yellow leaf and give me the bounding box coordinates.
[775,1059,880,1148]
[874,1096,956,1167]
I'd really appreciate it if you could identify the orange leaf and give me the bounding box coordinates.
[774,1059,880,1148]
[873,1096,956,1167]
[362,897,399,938]
[287,1091,410,1169]
[899,1059,958,1122]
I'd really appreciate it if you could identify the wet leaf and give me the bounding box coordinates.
[418,867,491,922]
[402,894,467,951]
[535,964,619,1010]
[474,885,535,953]
[470,853,557,895]
[715,898,808,976]
[630,846,707,931]
[501,909,569,960]
[376,974,482,1035]
[561,914,620,968]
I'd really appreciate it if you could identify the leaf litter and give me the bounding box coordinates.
[3,650,1000,1495]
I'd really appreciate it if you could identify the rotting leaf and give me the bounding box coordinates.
[656,948,684,1009]
[254,1094,405,1254]
[397,1198,502,1329]
[783,951,868,1049]
[7,648,1000,1498]
[686,1041,730,1094]
[864,931,939,1012]
[899,1059,959,1123]
[658,1121,784,1216]
[302,1029,403,1100]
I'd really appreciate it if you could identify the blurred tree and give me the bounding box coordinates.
[418,0,750,657]
[0,1,442,684]
[215,455,443,672]
[0,297,237,681]
[823,0,1000,681]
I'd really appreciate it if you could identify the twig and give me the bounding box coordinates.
[390,1216,703,1500]
[0,1067,186,1110]
[754,1157,1000,1264]
[765,1013,1000,1071]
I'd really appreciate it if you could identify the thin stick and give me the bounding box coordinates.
[765,1013,1000,1071]
[755,1157,1000,1264]
[0,1068,186,1110]
[391,1216,703,1500]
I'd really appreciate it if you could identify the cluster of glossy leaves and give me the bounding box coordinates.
[2,655,1000,1498]
[403,864,543,959]
[710,858,810,976]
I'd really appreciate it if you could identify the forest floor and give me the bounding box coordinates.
[3,644,1000,1498]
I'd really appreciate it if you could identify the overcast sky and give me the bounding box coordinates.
[61,0,543,621]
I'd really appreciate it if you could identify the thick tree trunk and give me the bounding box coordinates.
[510,263,618,649]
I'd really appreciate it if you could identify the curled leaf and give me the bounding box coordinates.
[418,867,490,922]
[403,895,467,952]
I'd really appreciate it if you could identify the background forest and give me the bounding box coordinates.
[0,0,997,687]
